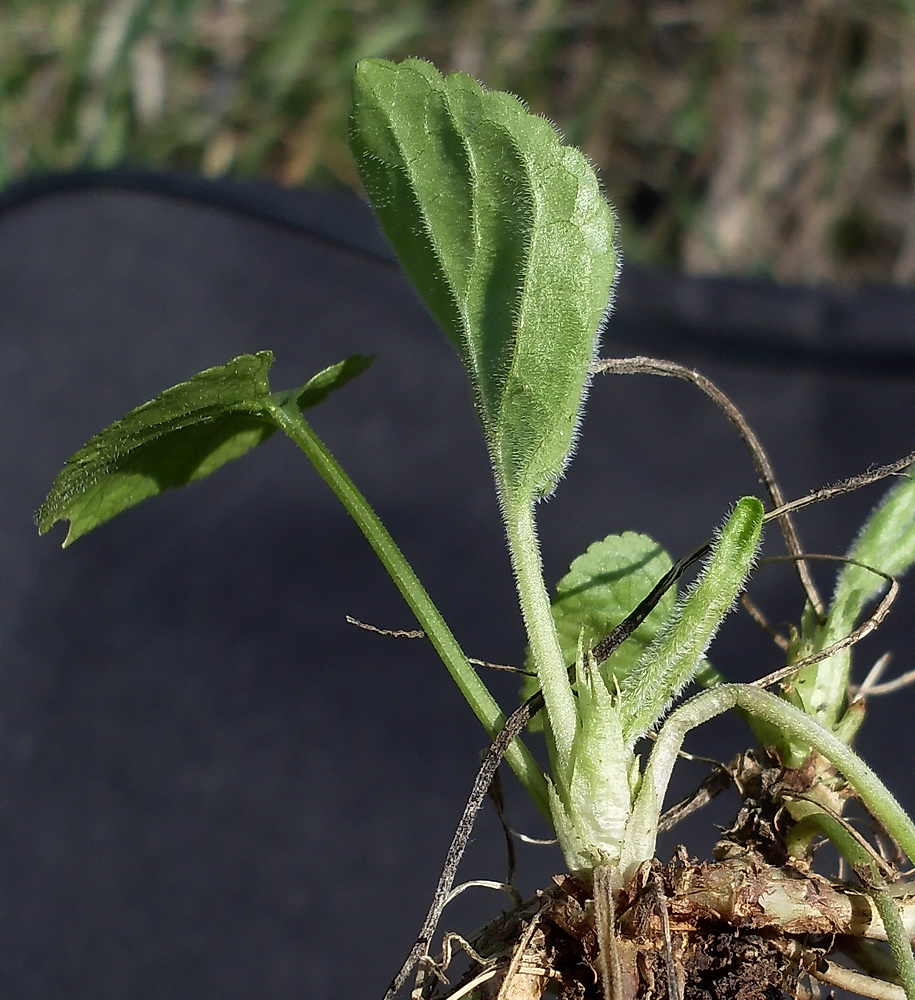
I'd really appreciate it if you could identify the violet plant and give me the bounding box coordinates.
[38,58,915,998]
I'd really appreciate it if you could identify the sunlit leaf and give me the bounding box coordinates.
[520,533,675,726]
[349,57,618,509]
[37,352,371,546]
[619,497,764,744]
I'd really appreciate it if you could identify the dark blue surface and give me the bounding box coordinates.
[2,173,915,997]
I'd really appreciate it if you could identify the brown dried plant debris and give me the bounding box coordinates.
[427,864,810,1000]
[419,752,912,1000]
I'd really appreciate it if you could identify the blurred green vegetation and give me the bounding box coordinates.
[4,0,915,286]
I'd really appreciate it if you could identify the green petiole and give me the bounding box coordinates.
[505,502,578,773]
[642,684,915,866]
[267,398,550,818]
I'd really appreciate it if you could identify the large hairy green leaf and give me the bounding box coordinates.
[349,58,618,509]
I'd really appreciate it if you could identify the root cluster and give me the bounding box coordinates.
[415,751,910,1000]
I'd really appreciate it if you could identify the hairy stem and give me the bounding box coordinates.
[641,685,915,865]
[505,502,577,771]
[807,812,915,1000]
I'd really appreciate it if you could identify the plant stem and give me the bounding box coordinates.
[593,864,624,1000]
[505,502,577,771]
[636,686,915,1000]
[808,812,915,1000]
[641,685,915,866]
[872,883,915,1000]
[269,400,550,818]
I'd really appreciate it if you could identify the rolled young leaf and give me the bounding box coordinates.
[763,465,915,765]
[548,642,634,873]
[349,58,619,508]
[798,466,915,731]
[618,496,765,745]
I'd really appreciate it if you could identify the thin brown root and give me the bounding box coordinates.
[442,880,523,909]
[740,591,790,650]
[487,767,517,886]
[782,790,900,883]
[468,658,531,676]
[494,907,549,1000]
[346,616,532,675]
[489,768,556,870]
[855,654,894,700]
[438,966,500,1000]
[854,659,915,699]
[346,615,425,638]
[749,555,898,689]
[420,855,915,999]
[591,451,913,675]
[419,931,490,988]
[657,763,732,834]
[508,831,556,846]
[592,354,824,618]
[647,869,682,1000]
[383,690,547,1000]
[763,451,915,523]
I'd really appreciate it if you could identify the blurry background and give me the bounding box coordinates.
[4,3,915,998]
[5,0,915,286]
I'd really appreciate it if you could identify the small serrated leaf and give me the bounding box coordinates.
[349,57,618,509]
[37,352,372,546]
[274,354,373,412]
[521,533,675,724]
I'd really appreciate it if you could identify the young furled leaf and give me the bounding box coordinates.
[761,466,915,765]
[349,58,618,510]
[619,496,764,745]
[37,352,371,546]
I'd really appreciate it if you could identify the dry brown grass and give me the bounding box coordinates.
[4,1,915,286]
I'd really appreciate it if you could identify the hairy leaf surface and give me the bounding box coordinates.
[779,466,915,756]
[619,496,764,744]
[520,533,675,723]
[37,352,371,545]
[349,57,618,508]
